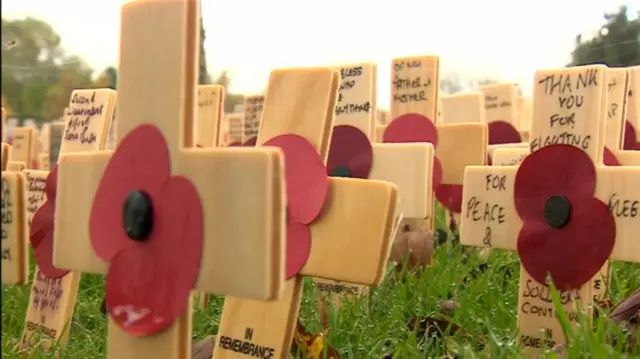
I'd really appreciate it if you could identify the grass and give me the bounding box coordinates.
[2,205,639,358]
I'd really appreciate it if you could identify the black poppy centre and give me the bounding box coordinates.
[544,195,571,229]
[331,165,352,178]
[122,190,154,241]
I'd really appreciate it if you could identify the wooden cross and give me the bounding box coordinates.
[194,84,225,310]
[1,160,29,285]
[225,112,245,145]
[460,65,640,356]
[242,94,265,144]
[517,96,533,142]
[491,147,529,166]
[624,66,639,150]
[479,83,523,145]
[439,92,485,125]
[214,67,398,359]
[196,85,224,148]
[10,127,36,169]
[20,88,116,351]
[604,68,640,166]
[47,122,66,171]
[52,1,286,358]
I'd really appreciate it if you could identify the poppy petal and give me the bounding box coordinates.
[264,134,328,225]
[517,198,615,291]
[603,147,620,166]
[90,125,171,262]
[285,221,312,279]
[45,166,58,201]
[435,184,463,213]
[382,113,438,147]
[227,141,243,147]
[514,145,596,220]
[244,137,257,146]
[486,154,492,166]
[623,121,639,150]
[326,125,373,179]
[30,203,69,278]
[106,176,203,336]
[488,121,522,145]
[432,157,443,191]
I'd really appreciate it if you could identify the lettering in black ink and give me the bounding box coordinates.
[521,279,580,305]
[549,113,576,128]
[31,272,63,312]
[608,193,638,218]
[530,133,590,152]
[537,69,599,96]
[316,282,360,296]
[465,196,506,225]
[482,226,492,247]
[558,95,583,109]
[244,97,264,137]
[520,334,557,349]
[607,103,618,120]
[218,335,275,359]
[1,179,13,242]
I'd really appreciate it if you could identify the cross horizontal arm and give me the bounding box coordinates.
[595,166,640,263]
[459,166,521,250]
[302,178,398,286]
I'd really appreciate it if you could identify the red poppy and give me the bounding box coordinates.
[603,147,621,166]
[89,124,204,336]
[326,125,372,178]
[623,121,640,150]
[486,121,522,165]
[514,145,615,290]
[382,113,442,190]
[30,166,69,279]
[263,134,329,279]
[228,137,257,147]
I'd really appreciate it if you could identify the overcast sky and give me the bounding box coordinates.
[2,0,638,107]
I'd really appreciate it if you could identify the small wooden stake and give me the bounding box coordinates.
[1,169,29,285]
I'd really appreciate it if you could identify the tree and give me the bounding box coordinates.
[570,6,640,67]
[198,5,211,85]
[92,66,117,89]
[2,17,94,122]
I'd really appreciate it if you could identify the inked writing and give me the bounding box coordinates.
[31,271,63,313]
[1,179,13,260]
[484,94,512,110]
[26,175,46,225]
[608,193,638,218]
[218,333,275,359]
[316,282,360,296]
[335,66,371,116]
[392,60,430,104]
[244,96,264,138]
[520,279,580,322]
[64,91,102,145]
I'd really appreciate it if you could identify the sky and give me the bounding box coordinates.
[2,0,638,108]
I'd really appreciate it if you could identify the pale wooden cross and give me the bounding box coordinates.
[20,88,116,351]
[214,67,399,359]
[52,1,286,358]
[317,62,435,308]
[480,83,523,145]
[604,68,640,166]
[196,85,224,148]
[47,122,66,171]
[439,92,485,125]
[517,96,533,142]
[242,94,265,144]
[491,147,530,166]
[225,112,245,145]
[460,65,640,356]
[1,150,29,285]
[194,84,225,310]
[9,127,36,169]
[623,66,640,150]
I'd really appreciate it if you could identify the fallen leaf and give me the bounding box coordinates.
[192,336,215,359]
[390,226,434,272]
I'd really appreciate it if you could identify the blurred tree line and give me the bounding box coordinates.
[1,13,245,124]
[570,5,640,67]
[2,5,638,124]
